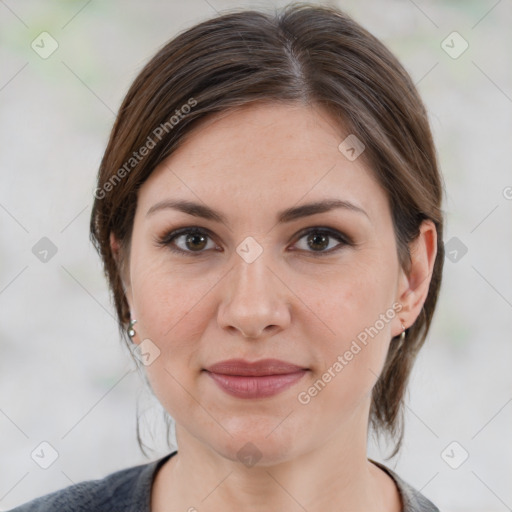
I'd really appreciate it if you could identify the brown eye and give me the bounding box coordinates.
[293,228,350,255]
[184,232,208,252]
[157,227,217,256]
[157,226,351,257]
[306,232,330,251]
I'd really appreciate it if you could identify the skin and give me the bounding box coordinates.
[111,102,437,512]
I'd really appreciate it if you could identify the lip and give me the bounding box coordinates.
[203,358,308,399]
[204,358,307,376]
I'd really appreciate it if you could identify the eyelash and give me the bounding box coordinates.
[155,226,354,257]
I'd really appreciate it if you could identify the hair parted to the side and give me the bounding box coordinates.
[90,2,445,458]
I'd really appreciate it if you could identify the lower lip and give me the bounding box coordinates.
[204,370,307,399]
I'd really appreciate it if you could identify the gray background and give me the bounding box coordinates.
[1,0,511,510]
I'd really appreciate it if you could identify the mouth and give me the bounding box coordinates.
[203,358,309,399]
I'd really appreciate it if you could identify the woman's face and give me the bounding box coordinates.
[122,102,412,464]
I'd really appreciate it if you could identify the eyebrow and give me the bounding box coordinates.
[146,198,369,225]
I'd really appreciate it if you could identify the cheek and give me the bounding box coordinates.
[133,269,213,344]
[129,261,221,412]
[310,255,397,341]
[132,270,212,422]
[302,256,397,396]
[297,302,394,421]
[129,239,211,337]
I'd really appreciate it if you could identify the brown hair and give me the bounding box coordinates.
[90,2,445,457]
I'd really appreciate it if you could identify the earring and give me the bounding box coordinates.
[399,322,406,342]
[128,318,137,338]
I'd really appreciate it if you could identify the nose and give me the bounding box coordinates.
[217,251,291,339]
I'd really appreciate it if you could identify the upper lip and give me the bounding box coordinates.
[204,358,307,376]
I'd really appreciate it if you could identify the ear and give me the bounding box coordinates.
[110,232,133,310]
[395,219,438,335]
[110,231,121,265]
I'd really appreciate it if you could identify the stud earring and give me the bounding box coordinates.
[128,318,137,338]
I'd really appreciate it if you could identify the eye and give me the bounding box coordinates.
[156,227,217,256]
[156,226,352,257]
[292,227,351,255]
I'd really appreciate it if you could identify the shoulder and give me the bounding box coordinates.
[370,460,440,512]
[7,453,174,512]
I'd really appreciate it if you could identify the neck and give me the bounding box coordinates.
[152,414,401,512]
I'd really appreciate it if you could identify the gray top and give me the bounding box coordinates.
[8,451,439,511]
[370,459,440,512]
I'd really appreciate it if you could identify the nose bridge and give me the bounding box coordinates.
[234,247,273,295]
[218,242,290,337]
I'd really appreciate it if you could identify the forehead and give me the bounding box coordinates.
[137,102,387,220]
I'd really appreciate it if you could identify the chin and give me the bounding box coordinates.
[213,432,300,468]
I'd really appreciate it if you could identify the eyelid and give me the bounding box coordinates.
[155,225,354,256]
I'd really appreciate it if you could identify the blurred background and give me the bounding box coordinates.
[0,1,511,510]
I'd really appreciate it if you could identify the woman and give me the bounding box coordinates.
[11,3,444,511]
